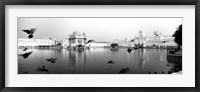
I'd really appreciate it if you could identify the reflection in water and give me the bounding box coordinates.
[69,51,76,66]
[18,48,182,74]
[141,49,147,70]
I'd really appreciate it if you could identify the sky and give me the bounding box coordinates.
[18,18,182,42]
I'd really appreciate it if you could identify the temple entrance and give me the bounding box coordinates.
[77,45,85,51]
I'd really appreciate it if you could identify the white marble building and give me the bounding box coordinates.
[68,31,87,48]
[62,39,69,48]
[132,27,177,47]
[85,42,110,48]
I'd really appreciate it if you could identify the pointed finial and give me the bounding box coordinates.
[140,26,144,32]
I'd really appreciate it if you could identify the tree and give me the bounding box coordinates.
[172,24,182,50]
[111,43,119,48]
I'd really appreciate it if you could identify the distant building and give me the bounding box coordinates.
[18,37,56,47]
[132,27,177,47]
[133,27,148,47]
[116,39,131,47]
[85,42,110,48]
[62,39,69,48]
[68,31,87,48]
[146,35,177,47]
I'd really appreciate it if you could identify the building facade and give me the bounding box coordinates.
[85,42,110,48]
[146,35,177,47]
[132,28,177,47]
[133,27,148,47]
[62,39,69,49]
[68,31,87,48]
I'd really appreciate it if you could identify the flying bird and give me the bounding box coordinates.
[22,28,36,38]
[107,60,115,64]
[130,39,135,42]
[162,41,167,43]
[23,47,28,51]
[46,58,57,63]
[19,51,33,59]
[153,31,159,36]
[86,40,95,44]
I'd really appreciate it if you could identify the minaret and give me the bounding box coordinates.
[139,26,146,47]
[139,26,144,34]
